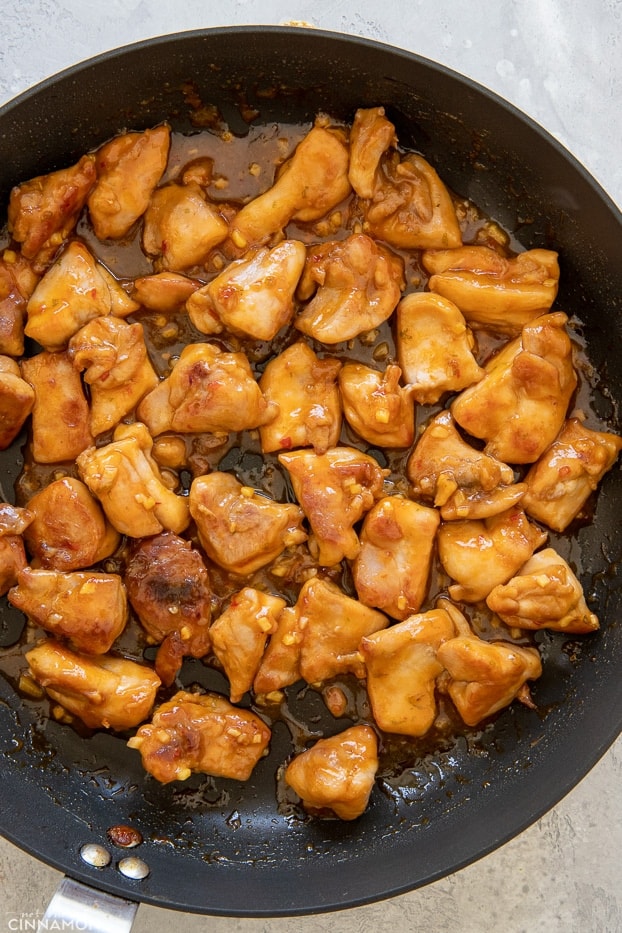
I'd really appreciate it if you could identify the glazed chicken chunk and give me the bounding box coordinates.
[259,341,342,455]
[189,471,307,576]
[353,496,440,620]
[0,503,32,595]
[131,271,202,313]
[0,355,35,449]
[25,639,160,730]
[142,181,229,271]
[284,725,379,821]
[0,251,38,356]
[338,362,415,448]
[127,690,271,783]
[451,312,577,464]
[347,106,397,199]
[294,233,405,344]
[253,604,304,695]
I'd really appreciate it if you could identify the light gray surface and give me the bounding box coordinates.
[0,2,621,931]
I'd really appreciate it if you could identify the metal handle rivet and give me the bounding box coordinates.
[79,843,112,868]
[117,856,150,880]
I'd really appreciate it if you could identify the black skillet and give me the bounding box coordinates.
[0,26,621,918]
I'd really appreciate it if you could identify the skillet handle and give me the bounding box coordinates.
[42,876,138,932]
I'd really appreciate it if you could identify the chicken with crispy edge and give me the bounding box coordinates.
[407,410,527,521]
[25,639,160,730]
[228,124,351,249]
[284,724,379,821]
[486,547,599,634]
[137,342,278,437]
[294,233,405,344]
[21,350,93,463]
[189,471,307,576]
[259,341,342,455]
[22,476,120,572]
[338,361,415,448]
[0,251,38,356]
[451,312,577,465]
[10,567,127,655]
[87,125,171,240]
[278,446,388,566]
[360,606,456,736]
[0,503,33,596]
[142,180,229,272]
[68,316,159,436]
[0,355,35,449]
[131,271,202,313]
[210,587,286,703]
[77,423,190,538]
[352,495,440,620]
[395,292,484,404]
[127,690,271,783]
[187,240,307,341]
[437,506,548,603]
[348,107,462,250]
[521,417,622,532]
[422,245,560,335]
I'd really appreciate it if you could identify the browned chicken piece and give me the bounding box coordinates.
[278,446,388,566]
[422,246,560,335]
[77,423,190,538]
[352,495,440,620]
[131,272,203,313]
[21,351,93,463]
[348,106,397,199]
[395,292,484,404]
[338,362,415,448]
[8,154,96,265]
[127,690,271,783]
[259,341,342,455]
[9,567,127,655]
[25,639,160,730]
[68,316,159,436]
[137,342,277,436]
[407,411,526,521]
[451,312,577,465]
[187,240,306,340]
[124,531,213,686]
[0,355,35,449]
[253,605,303,695]
[189,471,307,576]
[486,547,599,634]
[437,506,548,603]
[142,182,229,271]
[360,607,456,736]
[0,502,33,596]
[22,476,120,571]
[210,588,286,702]
[521,417,622,532]
[88,125,171,239]
[0,250,38,356]
[284,725,379,820]
[294,234,405,344]
[229,125,351,249]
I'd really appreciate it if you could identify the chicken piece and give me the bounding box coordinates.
[0,250,38,356]
[0,355,35,449]
[22,476,120,571]
[360,607,456,736]
[407,411,526,520]
[142,182,228,271]
[21,351,93,463]
[137,342,277,436]
[348,106,397,199]
[8,154,96,265]
[259,341,342,455]
[284,725,378,820]
[253,605,303,695]
[278,446,387,566]
[9,567,127,655]
[68,316,159,436]
[521,417,622,532]
[25,639,160,730]
[88,125,171,239]
[77,423,190,538]
[422,246,560,335]
[0,502,33,595]
[210,588,286,702]
[294,234,405,344]
[451,312,577,465]
[338,362,415,448]
[486,547,599,634]
[396,292,484,404]
[187,240,306,340]
[127,690,271,783]
[189,471,307,576]
[229,125,351,248]
[437,506,548,603]
[352,496,440,620]
[131,272,202,313]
